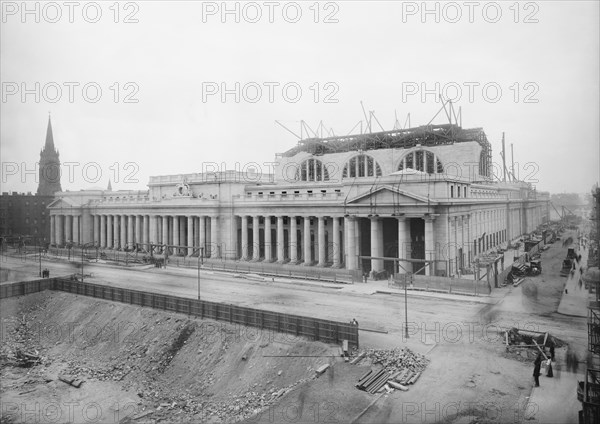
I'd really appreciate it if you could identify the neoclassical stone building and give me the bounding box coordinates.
[48,124,549,276]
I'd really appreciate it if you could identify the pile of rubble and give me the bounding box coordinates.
[0,314,48,369]
[362,347,430,373]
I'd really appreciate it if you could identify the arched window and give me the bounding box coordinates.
[295,158,330,182]
[398,150,443,174]
[342,155,382,178]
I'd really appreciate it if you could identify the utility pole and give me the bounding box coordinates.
[404,273,411,339]
[38,238,42,277]
[511,143,515,182]
[197,254,201,301]
[81,245,84,282]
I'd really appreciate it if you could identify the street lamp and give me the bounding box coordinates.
[197,247,204,300]
[81,242,95,282]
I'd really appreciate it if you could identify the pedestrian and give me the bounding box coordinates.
[546,358,553,378]
[549,342,555,361]
[352,318,359,327]
[533,353,542,387]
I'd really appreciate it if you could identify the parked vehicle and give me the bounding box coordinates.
[529,259,542,274]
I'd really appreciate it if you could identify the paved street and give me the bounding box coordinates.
[1,253,489,353]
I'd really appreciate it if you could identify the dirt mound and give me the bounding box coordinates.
[0,292,335,423]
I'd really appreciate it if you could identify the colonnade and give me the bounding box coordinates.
[49,213,437,273]
[50,214,219,257]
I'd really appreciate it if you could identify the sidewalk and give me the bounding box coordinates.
[557,246,590,317]
[525,369,582,424]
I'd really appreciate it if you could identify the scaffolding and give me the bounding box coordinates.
[280,123,492,178]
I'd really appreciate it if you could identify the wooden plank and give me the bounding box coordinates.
[315,364,329,375]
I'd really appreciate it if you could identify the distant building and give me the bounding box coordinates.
[0,117,61,243]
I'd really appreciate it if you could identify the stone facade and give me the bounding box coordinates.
[47,125,549,276]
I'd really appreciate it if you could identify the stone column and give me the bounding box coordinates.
[424,216,435,276]
[345,216,356,270]
[397,217,409,274]
[264,216,272,262]
[135,215,142,247]
[149,215,157,245]
[199,216,206,257]
[73,216,80,245]
[50,215,56,245]
[317,216,326,266]
[370,216,383,272]
[82,211,93,245]
[252,216,260,261]
[65,215,72,243]
[180,218,186,255]
[187,216,194,256]
[100,215,106,247]
[120,215,127,250]
[276,216,285,262]
[162,216,169,252]
[332,217,341,267]
[55,215,63,246]
[173,216,180,254]
[143,215,149,248]
[93,215,100,246]
[241,215,249,260]
[113,215,120,249]
[303,216,311,265]
[210,216,219,258]
[128,215,134,250]
[289,216,298,263]
[107,215,113,248]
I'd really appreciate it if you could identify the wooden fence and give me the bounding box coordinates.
[0,278,359,348]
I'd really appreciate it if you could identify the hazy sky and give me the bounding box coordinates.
[1,1,598,194]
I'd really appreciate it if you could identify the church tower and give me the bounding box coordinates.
[37,116,62,196]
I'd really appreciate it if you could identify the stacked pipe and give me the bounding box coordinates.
[356,369,392,393]
[354,347,429,394]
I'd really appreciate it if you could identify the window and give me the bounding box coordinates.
[450,186,454,198]
[295,158,330,182]
[398,150,443,174]
[342,155,382,178]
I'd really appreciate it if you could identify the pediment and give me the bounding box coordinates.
[47,197,78,209]
[347,185,435,206]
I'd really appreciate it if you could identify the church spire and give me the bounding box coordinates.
[37,115,62,196]
[45,115,55,151]
[107,180,112,191]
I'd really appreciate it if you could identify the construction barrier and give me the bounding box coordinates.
[0,278,53,298]
[0,278,359,348]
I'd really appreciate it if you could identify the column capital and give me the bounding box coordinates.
[424,214,438,223]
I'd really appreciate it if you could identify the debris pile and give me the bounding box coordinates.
[13,349,42,368]
[363,347,429,373]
